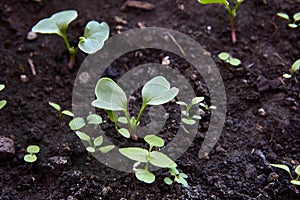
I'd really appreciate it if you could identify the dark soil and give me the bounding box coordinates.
[0,0,300,199]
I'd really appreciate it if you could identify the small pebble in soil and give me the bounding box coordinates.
[27,31,37,40]
[258,108,266,116]
[20,74,29,83]
[0,136,15,160]
[162,56,170,65]
[267,172,279,182]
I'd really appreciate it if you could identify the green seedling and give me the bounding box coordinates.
[176,97,205,125]
[49,102,74,118]
[198,0,244,43]
[92,76,178,140]
[0,84,7,110]
[270,164,300,185]
[283,59,300,78]
[164,167,189,187]
[218,52,241,66]
[31,10,109,68]
[69,114,114,153]
[119,135,186,186]
[24,145,40,163]
[277,12,300,28]
[199,102,217,111]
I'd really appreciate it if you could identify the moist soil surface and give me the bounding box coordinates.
[0,0,300,199]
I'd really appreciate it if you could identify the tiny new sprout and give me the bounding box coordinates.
[49,102,74,119]
[119,135,187,187]
[0,84,7,110]
[31,10,109,68]
[69,114,115,153]
[176,97,204,125]
[277,12,300,29]
[164,167,188,187]
[283,59,300,79]
[270,164,300,185]
[218,52,241,66]
[198,0,244,43]
[92,76,178,140]
[24,145,40,163]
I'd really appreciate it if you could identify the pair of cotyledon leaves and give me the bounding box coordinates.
[32,10,109,54]
[91,76,179,111]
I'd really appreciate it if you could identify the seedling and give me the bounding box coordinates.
[24,145,40,163]
[0,84,7,110]
[283,59,300,78]
[31,10,109,68]
[198,0,244,43]
[164,167,189,187]
[199,102,217,111]
[69,114,115,153]
[119,134,187,186]
[92,76,178,140]
[277,12,300,28]
[176,97,205,125]
[218,52,241,66]
[49,102,74,118]
[270,164,300,185]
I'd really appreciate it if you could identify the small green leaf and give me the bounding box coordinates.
[118,117,128,124]
[176,176,189,187]
[291,180,300,185]
[270,164,292,176]
[142,76,179,106]
[135,169,155,183]
[277,13,289,21]
[118,128,130,138]
[169,167,179,175]
[293,12,300,21]
[107,110,118,123]
[144,135,164,147]
[229,58,241,66]
[69,117,86,130]
[86,147,95,153]
[176,101,187,106]
[26,145,40,153]
[32,10,78,36]
[24,154,37,163]
[182,118,196,125]
[93,136,103,147]
[119,147,149,162]
[283,74,292,78]
[75,131,91,142]
[291,59,300,75]
[295,165,300,176]
[149,151,177,168]
[191,97,204,105]
[79,21,110,54]
[62,110,74,117]
[164,177,173,185]
[288,23,298,28]
[198,0,229,6]
[92,78,127,111]
[192,115,202,120]
[87,114,102,124]
[0,84,5,92]
[99,145,115,153]
[181,110,187,116]
[49,102,61,111]
[218,52,230,61]
[209,105,217,110]
[0,100,7,110]
[179,173,188,178]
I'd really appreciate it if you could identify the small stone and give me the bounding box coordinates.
[267,172,279,182]
[190,74,197,81]
[66,196,76,200]
[162,56,170,65]
[115,25,123,31]
[48,156,70,165]
[258,108,266,116]
[0,136,15,160]
[114,16,128,25]
[27,31,37,40]
[163,113,169,120]
[20,74,29,83]
[178,4,184,11]
[245,164,257,178]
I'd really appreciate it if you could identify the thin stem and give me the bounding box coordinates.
[230,15,236,43]
[136,103,147,123]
